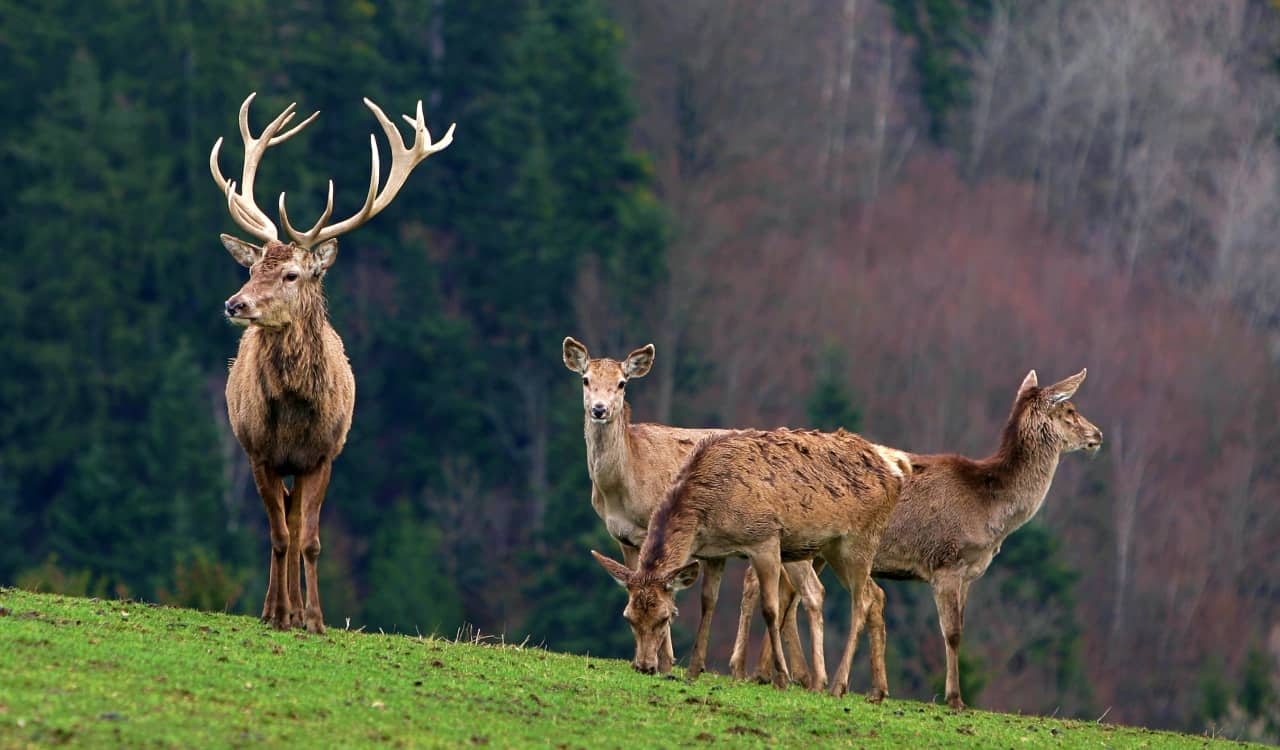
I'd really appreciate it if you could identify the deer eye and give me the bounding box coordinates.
[582,376,589,385]
[618,380,626,389]
[284,272,299,282]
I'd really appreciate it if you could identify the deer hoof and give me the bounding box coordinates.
[809,677,828,693]
[772,672,789,690]
[830,682,848,699]
[303,609,326,635]
[686,666,703,681]
[946,694,966,711]
[866,687,887,704]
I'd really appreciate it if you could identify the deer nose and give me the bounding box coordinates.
[632,661,656,675]
[591,404,608,420]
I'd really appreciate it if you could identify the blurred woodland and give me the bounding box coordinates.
[2,0,1278,737]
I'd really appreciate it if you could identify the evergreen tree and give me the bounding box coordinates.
[362,501,465,635]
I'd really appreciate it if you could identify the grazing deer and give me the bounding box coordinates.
[211,92,453,633]
[592,428,909,697]
[735,368,1102,709]
[563,339,825,684]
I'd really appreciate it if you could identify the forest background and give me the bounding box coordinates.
[2,0,1279,738]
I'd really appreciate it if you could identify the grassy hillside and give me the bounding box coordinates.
[0,588,1257,748]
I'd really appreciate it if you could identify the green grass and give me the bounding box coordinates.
[0,588,1258,749]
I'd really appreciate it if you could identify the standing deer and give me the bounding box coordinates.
[563,338,826,685]
[211,93,453,633]
[736,368,1102,708]
[592,428,909,697]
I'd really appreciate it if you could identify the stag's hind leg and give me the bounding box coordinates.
[294,460,333,635]
[251,463,291,630]
[822,540,874,698]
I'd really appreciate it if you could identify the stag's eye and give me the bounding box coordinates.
[284,272,299,282]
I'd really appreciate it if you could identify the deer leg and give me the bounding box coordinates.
[779,567,810,688]
[931,572,967,710]
[283,482,304,628]
[730,565,760,680]
[864,579,889,703]
[749,540,789,689]
[824,542,873,698]
[687,557,724,680]
[788,561,827,692]
[294,460,332,635]
[251,463,290,630]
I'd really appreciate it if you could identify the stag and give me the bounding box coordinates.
[563,338,825,685]
[593,428,909,696]
[211,92,453,633]
[736,368,1102,708]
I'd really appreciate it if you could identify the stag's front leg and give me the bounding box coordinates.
[729,565,760,680]
[295,460,332,635]
[283,482,304,628]
[687,558,724,680]
[931,571,967,709]
[251,463,291,630]
[749,540,789,689]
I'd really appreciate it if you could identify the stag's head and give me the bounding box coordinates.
[591,550,699,674]
[1012,369,1103,455]
[211,92,454,328]
[562,338,654,423]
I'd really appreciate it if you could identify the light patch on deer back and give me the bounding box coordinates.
[873,444,912,478]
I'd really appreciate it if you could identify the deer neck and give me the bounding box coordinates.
[983,418,1064,537]
[636,499,698,578]
[584,402,633,492]
[254,289,332,402]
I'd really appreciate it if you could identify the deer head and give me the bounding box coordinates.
[591,550,699,674]
[562,337,654,423]
[212,93,454,328]
[1013,369,1103,454]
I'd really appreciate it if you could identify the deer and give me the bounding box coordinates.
[210,92,454,633]
[734,368,1103,709]
[592,428,910,697]
[562,338,826,686]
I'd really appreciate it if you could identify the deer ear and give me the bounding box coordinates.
[1043,368,1087,404]
[221,234,263,268]
[591,550,632,588]
[563,337,590,374]
[664,561,701,592]
[1016,369,1039,400]
[311,238,339,274]
[623,344,655,379]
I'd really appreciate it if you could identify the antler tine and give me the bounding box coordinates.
[211,92,322,245]
[279,135,382,249]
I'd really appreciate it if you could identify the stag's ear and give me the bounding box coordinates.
[564,337,590,374]
[1043,369,1087,404]
[311,238,339,275]
[221,234,263,268]
[623,344,656,379]
[664,561,701,592]
[591,550,632,588]
[1016,369,1039,400]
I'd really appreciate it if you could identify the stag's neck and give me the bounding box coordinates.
[253,292,333,402]
[584,403,633,491]
[981,416,1063,536]
[636,501,698,577]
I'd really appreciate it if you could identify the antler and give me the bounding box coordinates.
[278,98,456,249]
[210,93,320,244]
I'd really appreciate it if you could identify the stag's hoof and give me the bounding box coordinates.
[303,609,326,635]
[946,693,966,711]
[866,687,887,704]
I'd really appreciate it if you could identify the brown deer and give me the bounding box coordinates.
[563,338,825,685]
[211,92,453,633]
[592,428,909,697]
[735,368,1102,709]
